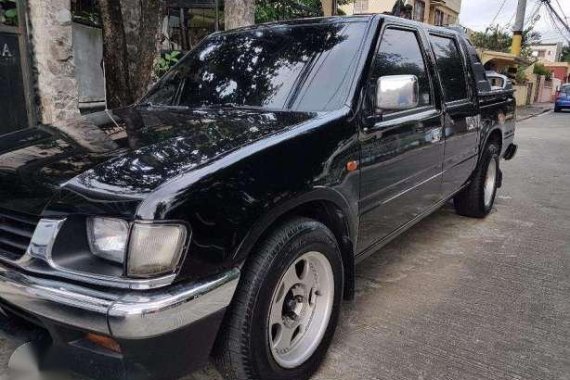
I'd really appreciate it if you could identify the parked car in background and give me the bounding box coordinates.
[555,84,570,112]
[0,15,517,380]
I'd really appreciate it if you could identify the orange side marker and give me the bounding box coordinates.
[346,160,359,172]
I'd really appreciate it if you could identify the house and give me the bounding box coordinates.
[530,42,564,63]
[544,62,570,84]
[340,0,461,26]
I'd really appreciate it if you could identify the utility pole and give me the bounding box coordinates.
[512,0,527,56]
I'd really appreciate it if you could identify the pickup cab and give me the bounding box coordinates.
[0,15,516,380]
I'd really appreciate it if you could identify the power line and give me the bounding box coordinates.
[490,0,510,27]
[543,1,570,43]
[553,0,567,23]
[526,0,543,28]
[541,0,570,33]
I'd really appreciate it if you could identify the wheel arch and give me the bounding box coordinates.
[480,125,503,160]
[233,188,357,300]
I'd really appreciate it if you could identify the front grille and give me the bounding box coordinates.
[0,209,39,260]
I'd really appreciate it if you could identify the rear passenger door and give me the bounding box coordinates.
[357,26,445,254]
[429,33,480,197]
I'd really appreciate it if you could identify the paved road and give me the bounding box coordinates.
[2,110,570,380]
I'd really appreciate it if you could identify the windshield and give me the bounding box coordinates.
[142,20,368,112]
[561,86,570,94]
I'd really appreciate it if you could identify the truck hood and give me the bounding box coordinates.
[0,106,315,215]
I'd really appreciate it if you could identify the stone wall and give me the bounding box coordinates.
[27,0,81,127]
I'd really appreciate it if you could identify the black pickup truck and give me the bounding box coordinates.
[0,15,516,380]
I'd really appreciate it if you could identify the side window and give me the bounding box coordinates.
[371,28,432,109]
[430,35,468,102]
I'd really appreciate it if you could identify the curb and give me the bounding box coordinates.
[516,108,552,122]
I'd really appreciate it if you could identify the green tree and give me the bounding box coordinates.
[0,0,18,26]
[470,25,541,57]
[534,62,553,80]
[256,0,352,23]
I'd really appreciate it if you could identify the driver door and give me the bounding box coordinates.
[357,26,445,255]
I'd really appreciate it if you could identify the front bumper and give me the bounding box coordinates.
[0,264,240,378]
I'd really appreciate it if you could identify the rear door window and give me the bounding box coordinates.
[430,35,469,102]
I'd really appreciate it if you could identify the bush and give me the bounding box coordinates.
[154,51,182,78]
[533,63,553,81]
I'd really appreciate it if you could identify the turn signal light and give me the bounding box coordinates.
[346,160,359,172]
[85,333,122,353]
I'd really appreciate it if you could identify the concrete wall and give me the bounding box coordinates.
[514,84,528,106]
[444,0,462,13]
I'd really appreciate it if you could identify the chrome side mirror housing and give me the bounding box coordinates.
[376,75,419,112]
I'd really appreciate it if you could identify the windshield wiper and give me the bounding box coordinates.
[136,102,190,110]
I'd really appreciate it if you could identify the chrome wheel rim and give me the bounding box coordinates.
[484,158,497,207]
[268,251,334,369]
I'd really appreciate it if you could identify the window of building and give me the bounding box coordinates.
[413,0,425,22]
[371,28,432,109]
[353,0,369,14]
[430,35,469,102]
[537,50,546,58]
[434,10,444,26]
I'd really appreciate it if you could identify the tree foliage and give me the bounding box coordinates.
[534,62,552,80]
[470,25,541,57]
[256,0,352,23]
[0,0,18,26]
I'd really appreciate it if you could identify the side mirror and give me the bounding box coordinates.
[376,75,419,112]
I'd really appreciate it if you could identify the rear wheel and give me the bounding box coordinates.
[555,107,561,113]
[454,141,500,218]
[214,217,343,380]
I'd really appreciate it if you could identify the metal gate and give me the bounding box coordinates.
[0,0,34,135]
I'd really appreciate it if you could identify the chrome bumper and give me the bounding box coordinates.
[0,264,239,339]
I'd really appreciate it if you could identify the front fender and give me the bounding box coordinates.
[231,187,358,265]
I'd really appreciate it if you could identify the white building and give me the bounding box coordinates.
[530,42,564,63]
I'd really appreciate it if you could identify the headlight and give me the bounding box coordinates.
[127,223,187,278]
[87,217,129,264]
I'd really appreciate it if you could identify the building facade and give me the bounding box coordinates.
[341,0,462,26]
[530,42,564,63]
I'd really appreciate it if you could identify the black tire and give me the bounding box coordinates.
[214,217,343,380]
[554,107,561,113]
[454,141,500,218]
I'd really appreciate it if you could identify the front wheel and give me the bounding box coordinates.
[214,217,343,380]
[454,141,500,218]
